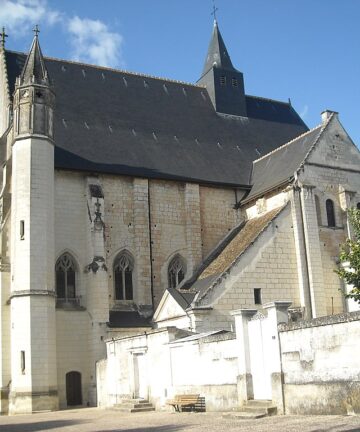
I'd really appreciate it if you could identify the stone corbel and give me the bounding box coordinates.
[85,256,107,274]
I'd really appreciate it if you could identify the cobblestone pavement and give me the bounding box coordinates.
[0,408,359,432]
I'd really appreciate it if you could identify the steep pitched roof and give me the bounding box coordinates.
[201,20,237,77]
[244,123,327,202]
[198,206,285,280]
[180,206,286,306]
[5,50,307,186]
[167,287,197,310]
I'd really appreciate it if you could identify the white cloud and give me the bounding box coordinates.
[67,16,124,68]
[0,1,124,68]
[0,0,61,35]
[300,104,309,119]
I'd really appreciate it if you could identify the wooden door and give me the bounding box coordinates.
[66,371,82,406]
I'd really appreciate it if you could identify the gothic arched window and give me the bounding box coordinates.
[114,252,134,300]
[326,199,336,227]
[56,253,77,300]
[168,255,186,289]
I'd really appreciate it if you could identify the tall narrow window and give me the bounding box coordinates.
[326,199,336,227]
[20,351,25,374]
[357,202,360,210]
[20,220,25,240]
[168,255,186,289]
[56,253,77,300]
[220,75,226,86]
[114,252,134,300]
[254,288,262,305]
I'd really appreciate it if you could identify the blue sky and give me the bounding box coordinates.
[1,0,359,144]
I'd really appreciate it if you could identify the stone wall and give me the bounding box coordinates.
[279,311,360,415]
[198,205,300,331]
[98,328,239,411]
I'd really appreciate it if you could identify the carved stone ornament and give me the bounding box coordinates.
[250,311,266,321]
[86,256,107,274]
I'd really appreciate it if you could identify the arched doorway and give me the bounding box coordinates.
[66,371,82,406]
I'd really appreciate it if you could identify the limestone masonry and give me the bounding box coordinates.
[0,21,359,415]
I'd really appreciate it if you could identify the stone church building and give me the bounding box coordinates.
[0,21,359,415]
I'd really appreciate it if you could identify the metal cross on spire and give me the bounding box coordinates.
[0,27,8,49]
[33,24,40,37]
[211,0,218,22]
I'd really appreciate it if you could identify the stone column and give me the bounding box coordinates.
[184,183,202,273]
[339,186,356,239]
[263,301,291,414]
[231,309,257,405]
[133,178,152,307]
[290,188,312,319]
[85,181,109,406]
[299,185,327,317]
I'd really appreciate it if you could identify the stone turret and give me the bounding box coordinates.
[9,29,58,414]
[13,28,54,140]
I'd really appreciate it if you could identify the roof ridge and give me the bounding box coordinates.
[6,49,205,89]
[297,112,335,171]
[253,123,323,164]
[246,94,291,106]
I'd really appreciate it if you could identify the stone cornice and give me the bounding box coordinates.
[8,289,56,302]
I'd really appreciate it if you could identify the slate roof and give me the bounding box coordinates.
[245,124,325,202]
[107,310,152,328]
[201,20,236,77]
[5,50,308,186]
[167,287,197,310]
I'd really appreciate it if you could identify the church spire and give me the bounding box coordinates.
[198,21,247,117]
[20,25,49,85]
[201,20,236,78]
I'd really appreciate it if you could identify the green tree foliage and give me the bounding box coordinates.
[336,208,360,303]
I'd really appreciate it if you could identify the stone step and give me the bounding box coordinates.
[113,406,155,413]
[223,411,267,420]
[116,402,154,409]
[119,398,149,404]
[240,405,277,416]
[244,399,274,408]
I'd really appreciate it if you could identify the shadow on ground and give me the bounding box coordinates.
[0,419,88,432]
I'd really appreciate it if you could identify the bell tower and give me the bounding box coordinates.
[9,27,58,414]
[198,20,247,117]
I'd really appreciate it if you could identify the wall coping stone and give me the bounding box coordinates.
[278,310,360,332]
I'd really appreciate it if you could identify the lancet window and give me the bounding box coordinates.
[56,253,77,300]
[114,252,134,300]
[168,255,186,289]
[326,199,336,227]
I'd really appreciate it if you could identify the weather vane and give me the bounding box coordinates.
[0,27,8,48]
[33,24,40,37]
[211,0,218,21]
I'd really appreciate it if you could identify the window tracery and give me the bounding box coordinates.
[114,252,134,300]
[56,253,76,300]
[168,255,186,289]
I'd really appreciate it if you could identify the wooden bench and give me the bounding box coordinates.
[166,394,200,412]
